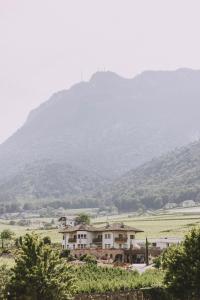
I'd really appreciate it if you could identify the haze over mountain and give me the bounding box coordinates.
[104,140,200,211]
[1,68,200,206]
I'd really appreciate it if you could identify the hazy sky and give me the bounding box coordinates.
[1,0,200,144]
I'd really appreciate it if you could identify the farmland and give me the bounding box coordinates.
[94,207,200,239]
[0,206,200,244]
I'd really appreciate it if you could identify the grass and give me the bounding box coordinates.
[0,207,199,274]
[93,208,200,239]
[0,207,200,246]
[0,220,61,243]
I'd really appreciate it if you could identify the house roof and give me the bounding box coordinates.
[99,223,143,233]
[59,223,97,233]
[59,222,143,233]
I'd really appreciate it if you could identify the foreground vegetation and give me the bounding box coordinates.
[74,265,163,294]
[0,233,76,300]
[1,226,200,299]
[161,227,200,299]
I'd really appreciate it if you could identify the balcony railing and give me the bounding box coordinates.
[92,238,103,244]
[68,238,77,243]
[115,237,128,243]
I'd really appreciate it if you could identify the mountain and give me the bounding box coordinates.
[1,68,200,206]
[0,160,106,206]
[103,141,200,211]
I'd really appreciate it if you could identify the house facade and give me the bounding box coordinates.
[59,222,143,251]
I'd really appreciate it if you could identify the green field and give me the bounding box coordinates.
[0,207,200,245]
[0,220,61,243]
[93,207,200,239]
[0,207,199,268]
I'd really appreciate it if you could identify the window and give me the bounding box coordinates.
[78,234,87,239]
[73,244,75,249]
[63,235,65,240]
[105,244,111,249]
[152,243,157,247]
[130,235,135,240]
[105,233,111,239]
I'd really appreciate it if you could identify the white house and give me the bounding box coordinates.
[59,222,143,250]
[181,200,196,208]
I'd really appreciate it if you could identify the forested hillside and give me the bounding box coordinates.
[0,160,106,206]
[103,141,200,211]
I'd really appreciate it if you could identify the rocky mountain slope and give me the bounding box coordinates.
[1,68,200,206]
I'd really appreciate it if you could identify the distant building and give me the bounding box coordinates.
[136,237,183,250]
[164,202,177,209]
[181,200,196,208]
[58,216,77,228]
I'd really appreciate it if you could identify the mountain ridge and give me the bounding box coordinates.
[102,140,200,211]
[1,68,200,207]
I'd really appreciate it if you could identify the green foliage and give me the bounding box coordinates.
[72,264,164,294]
[43,236,51,245]
[0,229,14,248]
[153,256,162,269]
[9,233,76,300]
[79,254,97,264]
[0,264,11,300]
[60,249,70,258]
[162,227,200,298]
[75,213,91,225]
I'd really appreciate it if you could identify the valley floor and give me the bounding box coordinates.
[0,206,199,245]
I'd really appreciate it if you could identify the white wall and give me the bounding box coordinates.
[102,231,114,249]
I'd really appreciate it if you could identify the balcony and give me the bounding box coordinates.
[92,237,102,244]
[68,238,77,243]
[115,236,128,243]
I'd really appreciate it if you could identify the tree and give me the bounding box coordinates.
[0,265,11,300]
[0,229,14,248]
[9,233,76,300]
[75,213,90,225]
[43,236,51,245]
[162,227,200,298]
